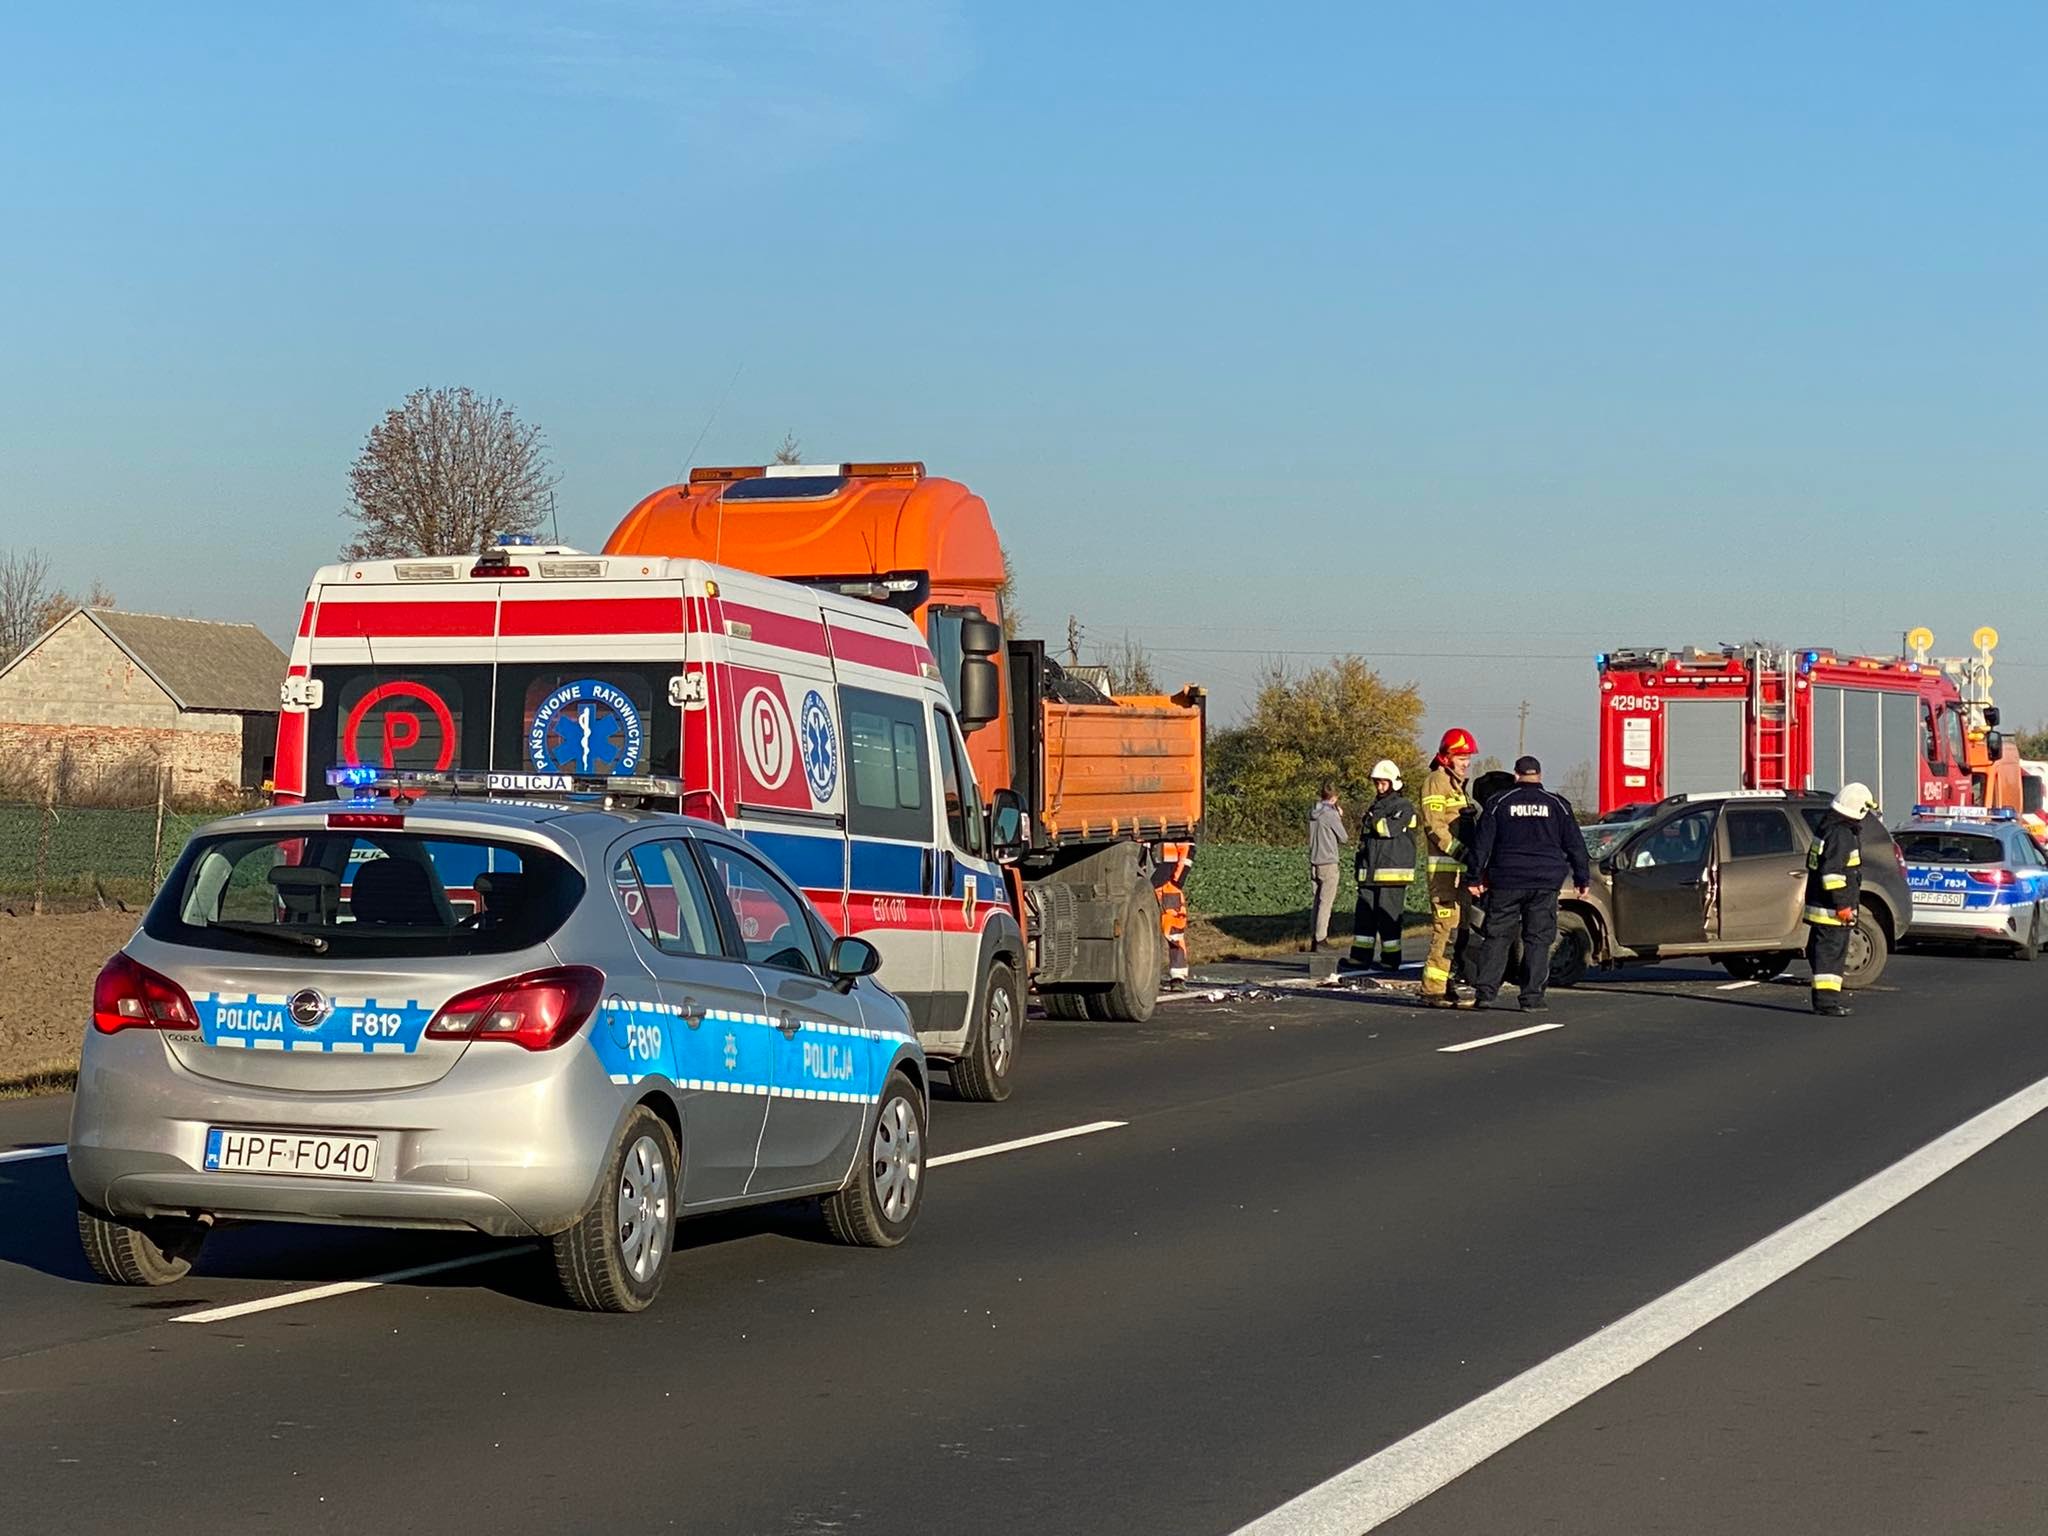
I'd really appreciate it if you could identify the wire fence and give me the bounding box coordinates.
[0,765,259,912]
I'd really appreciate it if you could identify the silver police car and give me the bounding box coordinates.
[70,771,929,1313]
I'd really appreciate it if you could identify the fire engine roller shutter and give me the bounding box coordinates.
[1810,687,1917,809]
[1663,698,1744,797]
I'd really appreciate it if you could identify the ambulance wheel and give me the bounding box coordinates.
[1549,912,1593,989]
[2013,903,2042,962]
[823,1071,925,1248]
[76,1200,205,1287]
[1720,951,1794,983]
[1840,907,1890,990]
[1041,989,1093,1021]
[1096,882,1163,1023]
[550,1106,676,1313]
[952,961,1019,1102]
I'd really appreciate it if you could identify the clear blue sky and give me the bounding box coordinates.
[3,2,2043,770]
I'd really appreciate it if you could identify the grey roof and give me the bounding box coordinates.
[83,609,288,714]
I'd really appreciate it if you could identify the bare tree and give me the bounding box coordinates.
[772,432,803,465]
[342,387,558,559]
[1557,759,1597,817]
[0,547,58,662]
[1094,633,1160,696]
[996,545,1023,637]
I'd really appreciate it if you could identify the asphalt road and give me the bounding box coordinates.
[5,949,2048,1535]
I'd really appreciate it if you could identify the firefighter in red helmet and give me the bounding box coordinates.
[1420,727,1479,1007]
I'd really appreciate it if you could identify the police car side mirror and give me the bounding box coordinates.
[827,936,883,993]
[989,788,1026,856]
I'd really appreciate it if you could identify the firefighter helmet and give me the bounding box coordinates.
[1831,782,1877,820]
[1437,728,1477,759]
[1370,759,1403,790]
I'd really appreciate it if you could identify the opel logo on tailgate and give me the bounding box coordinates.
[287,989,330,1030]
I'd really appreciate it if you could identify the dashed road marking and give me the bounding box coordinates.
[0,1145,66,1164]
[929,1120,1128,1167]
[1438,1023,1564,1053]
[171,1250,526,1324]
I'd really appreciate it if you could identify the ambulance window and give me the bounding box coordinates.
[934,707,984,854]
[841,686,933,843]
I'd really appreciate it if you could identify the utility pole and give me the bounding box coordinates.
[1066,614,1081,666]
[1516,699,1530,758]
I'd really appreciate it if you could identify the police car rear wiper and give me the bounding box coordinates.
[205,920,331,955]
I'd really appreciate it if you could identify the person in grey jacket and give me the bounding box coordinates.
[1306,781,1347,952]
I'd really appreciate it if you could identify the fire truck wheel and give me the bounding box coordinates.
[1096,882,1163,1023]
[1719,951,1794,984]
[1840,907,1890,990]
[1549,912,1593,989]
[2012,903,2042,962]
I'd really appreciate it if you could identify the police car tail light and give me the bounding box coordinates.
[1966,869,2017,887]
[426,965,604,1050]
[92,953,198,1035]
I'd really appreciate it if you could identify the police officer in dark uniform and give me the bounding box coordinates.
[1804,782,1874,1017]
[1466,756,1590,1012]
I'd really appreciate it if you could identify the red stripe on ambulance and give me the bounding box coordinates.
[314,602,496,639]
[498,596,686,636]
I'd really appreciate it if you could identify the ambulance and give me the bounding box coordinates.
[272,537,1027,1102]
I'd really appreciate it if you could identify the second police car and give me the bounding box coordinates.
[1896,806,2048,958]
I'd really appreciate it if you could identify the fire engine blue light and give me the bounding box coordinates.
[1803,651,1820,665]
[1595,653,1608,669]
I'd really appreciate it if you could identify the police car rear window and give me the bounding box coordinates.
[1895,832,2005,867]
[146,831,585,959]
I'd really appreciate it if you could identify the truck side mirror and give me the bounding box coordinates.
[960,617,1002,658]
[989,788,1025,855]
[959,656,1001,730]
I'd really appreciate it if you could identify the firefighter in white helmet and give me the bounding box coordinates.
[1804,782,1875,1017]
[1345,760,1417,973]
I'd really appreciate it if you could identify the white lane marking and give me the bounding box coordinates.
[0,1144,66,1163]
[158,1123,1123,1323]
[1437,1023,1564,1053]
[1717,980,1759,991]
[929,1120,1127,1168]
[1230,1070,2048,1536]
[171,1249,525,1324]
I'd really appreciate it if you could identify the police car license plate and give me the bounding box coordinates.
[1917,891,1966,908]
[204,1128,377,1180]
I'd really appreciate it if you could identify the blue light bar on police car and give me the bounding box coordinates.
[325,767,684,801]
[1907,804,2015,822]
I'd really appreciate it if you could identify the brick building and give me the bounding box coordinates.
[0,609,287,798]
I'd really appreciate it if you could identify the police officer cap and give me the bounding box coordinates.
[1514,755,1542,776]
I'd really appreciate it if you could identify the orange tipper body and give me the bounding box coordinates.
[605,463,1204,848]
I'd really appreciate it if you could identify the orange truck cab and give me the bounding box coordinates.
[608,462,1204,1020]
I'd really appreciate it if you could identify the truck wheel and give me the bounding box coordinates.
[550,1106,677,1314]
[1720,951,1794,983]
[822,1071,926,1248]
[952,961,1019,1102]
[1041,989,1093,1021]
[1549,911,1593,989]
[1096,881,1163,1023]
[1841,907,1890,990]
[76,1200,205,1286]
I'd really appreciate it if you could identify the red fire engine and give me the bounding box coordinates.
[1594,628,2013,818]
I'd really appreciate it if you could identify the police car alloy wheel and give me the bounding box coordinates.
[551,1106,678,1314]
[822,1072,925,1248]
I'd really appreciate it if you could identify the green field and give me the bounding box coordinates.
[1186,843,1429,918]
